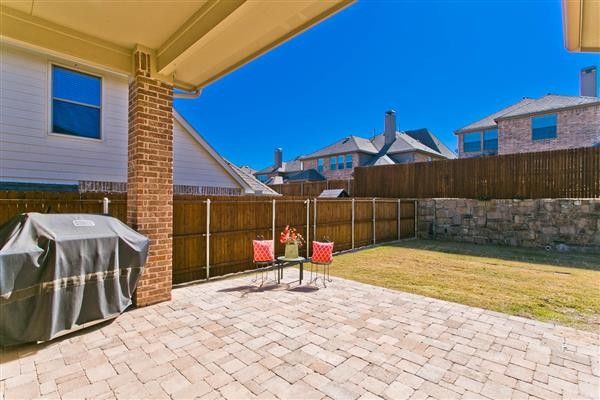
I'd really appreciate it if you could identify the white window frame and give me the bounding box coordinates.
[48,61,104,142]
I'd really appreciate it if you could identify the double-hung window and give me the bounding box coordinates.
[51,65,102,139]
[317,159,324,172]
[532,114,557,140]
[345,154,352,169]
[330,157,337,170]
[337,155,344,170]
[463,132,481,152]
[483,129,498,151]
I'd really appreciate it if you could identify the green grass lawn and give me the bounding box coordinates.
[328,240,600,331]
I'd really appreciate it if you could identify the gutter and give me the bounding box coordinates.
[173,88,202,99]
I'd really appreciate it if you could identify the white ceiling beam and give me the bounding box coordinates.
[156,0,246,77]
[0,5,131,74]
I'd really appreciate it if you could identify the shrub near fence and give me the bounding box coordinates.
[354,147,600,199]
[0,192,415,285]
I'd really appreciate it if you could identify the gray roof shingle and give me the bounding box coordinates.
[226,162,280,196]
[371,132,444,156]
[255,158,304,175]
[285,169,326,182]
[299,136,378,159]
[404,128,457,159]
[495,94,600,119]
[455,98,535,133]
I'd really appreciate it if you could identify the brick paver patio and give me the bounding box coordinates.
[1,269,598,399]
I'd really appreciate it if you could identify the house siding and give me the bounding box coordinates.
[173,120,239,189]
[0,44,129,185]
[498,105,600,155]
[0,44,241,192]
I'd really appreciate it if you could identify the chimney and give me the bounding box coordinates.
[384,110,396,145]
[274,148,283,168]
[580,66,597,97]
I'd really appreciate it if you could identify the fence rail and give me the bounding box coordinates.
[0,192,415,285]
[354,147,600,199]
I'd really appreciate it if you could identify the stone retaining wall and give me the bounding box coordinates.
[418,198,600,252]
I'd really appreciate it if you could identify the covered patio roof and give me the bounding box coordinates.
[0,0,353,90]
[562,0,600,52]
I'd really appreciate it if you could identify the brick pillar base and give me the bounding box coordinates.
[128,50,173,306]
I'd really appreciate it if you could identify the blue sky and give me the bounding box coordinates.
[175,0,599,170]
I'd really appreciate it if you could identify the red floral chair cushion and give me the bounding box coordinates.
[312,241,334,263]
[253,240,274,262]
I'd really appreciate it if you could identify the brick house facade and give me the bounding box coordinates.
[301,152,367,180]
[497,104,600,155]
[456,95,600,158]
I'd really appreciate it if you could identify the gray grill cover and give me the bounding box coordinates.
[0,213,149,346]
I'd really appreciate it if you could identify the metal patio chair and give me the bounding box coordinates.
[309,239,334,287]
[251,236,277,286]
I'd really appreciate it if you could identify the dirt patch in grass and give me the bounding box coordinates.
[329,240,600,331]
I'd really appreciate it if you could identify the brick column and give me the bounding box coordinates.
[128,50,173,306]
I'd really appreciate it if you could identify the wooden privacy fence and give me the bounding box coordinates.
[172,197,416,284]
[0,192,416,285]
[0,191,127,224]
[269,179,354,197]
[354,147,600,199]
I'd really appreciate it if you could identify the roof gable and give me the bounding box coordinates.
[371,132,444,156]
[404,129,457,159]
[174,111,274,195]
[455,98,534,133]
[300,135,378,159]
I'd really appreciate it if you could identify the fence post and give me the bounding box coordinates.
[313,198,317,242]
[102,197,110,215]
[414,200,418,239]
[397,199,401,241]
[206,198,211,280]
[372,198,376,245]
[306,198,310,258]
[351,198,355,249]
[272,199,276,255]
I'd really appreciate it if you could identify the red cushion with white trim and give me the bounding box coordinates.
[312,241,333,263]
[253,240,274,262]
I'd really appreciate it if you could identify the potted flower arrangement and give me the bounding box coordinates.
[279,225,305,259]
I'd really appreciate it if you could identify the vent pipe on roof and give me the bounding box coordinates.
[274,148,283,169]
[580,66,597,97]
[384,110,396,145]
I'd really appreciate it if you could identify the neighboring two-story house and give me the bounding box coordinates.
[455,67,600,158]
[256,110,456,183]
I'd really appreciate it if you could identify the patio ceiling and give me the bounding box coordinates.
[562,0,600,52]
[0,0,353,90]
